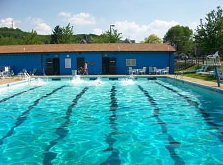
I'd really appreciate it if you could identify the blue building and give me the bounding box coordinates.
[0,43,175,75]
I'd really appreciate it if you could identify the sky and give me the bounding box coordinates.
[0,0,222,42]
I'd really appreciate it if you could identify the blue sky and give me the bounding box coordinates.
[0,0,222,42]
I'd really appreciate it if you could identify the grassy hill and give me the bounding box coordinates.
[0,27,98,45]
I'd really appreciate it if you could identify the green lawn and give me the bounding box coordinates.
[175,62,222,82]
[182,73,217,81]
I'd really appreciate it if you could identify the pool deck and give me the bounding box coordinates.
[0,77,22,85]
[1,75,223,91]
[167,75,223,91]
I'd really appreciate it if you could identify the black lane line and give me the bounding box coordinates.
[138,85,185,165]
[156,81,223,142]
[100,86,121,165]
[0,85,66,145]
[42,87,89,165]
[0,86,40,104]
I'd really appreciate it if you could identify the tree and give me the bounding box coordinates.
[163,25,193,54]
[194,6,223,54]
[144,34,162,43]
[92,29,122,43]
[0,27,26,45]
[51,23,74,44]
[0,37,18,45]
[61,23,74,43]
[51,25,63,44]
[22,29,42,44]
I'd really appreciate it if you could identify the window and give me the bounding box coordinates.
[126,59,136,66]
[65,58,71,68]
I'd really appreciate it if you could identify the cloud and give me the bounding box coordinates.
[113,20,179,42]
[93,28,103,35]
[59,12,96,25]
[28,18,52,35]
[187,21,199,31]
[0,17,20,28]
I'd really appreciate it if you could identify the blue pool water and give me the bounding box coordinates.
[0,77,223,165]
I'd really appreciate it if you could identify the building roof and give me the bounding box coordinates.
[0,43,175,54]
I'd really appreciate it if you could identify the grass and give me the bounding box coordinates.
[182,73,217,82]
[175,62,221,82]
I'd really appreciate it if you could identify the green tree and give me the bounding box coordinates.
[144,34,162,43]
[61,23,74,43]
[51,23,74,44]
[0,37,18,45]
[194,6,223,54]
[92,29,122,43]
[51,25,63,44]
[163,25,193,54]
[0,27,26,45]
[22,29,42,44]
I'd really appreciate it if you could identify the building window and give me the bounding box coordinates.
[126,59,136,66]
[65,58,71,68]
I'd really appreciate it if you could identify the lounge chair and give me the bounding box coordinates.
[196,65,208,73]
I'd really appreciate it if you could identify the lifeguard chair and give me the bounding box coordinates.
[206,51,221,66]
[206,51,221,87]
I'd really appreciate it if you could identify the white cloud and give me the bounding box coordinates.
[93,28,103,35]
[59,12,72,17]
[0,17,20,28]
[113,20,179,42]
[187,21,199,31]
[59,12,96,25]
[28,18,52,35]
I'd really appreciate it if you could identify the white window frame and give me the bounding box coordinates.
[65,58,71,68]
[126,59,136,66]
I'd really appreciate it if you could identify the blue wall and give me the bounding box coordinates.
[0,51,174,75]
[0,54,41,74]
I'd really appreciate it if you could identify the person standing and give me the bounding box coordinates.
[83,62,88,75]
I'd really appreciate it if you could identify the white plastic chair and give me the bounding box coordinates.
[162,67,169,74]
[154,67,162,74]
[128,67,136,75]
[139,67,146,74]
[149,67,153,74]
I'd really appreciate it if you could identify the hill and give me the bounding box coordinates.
[0,27,98,45]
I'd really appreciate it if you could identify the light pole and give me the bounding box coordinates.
[110,24,115,35]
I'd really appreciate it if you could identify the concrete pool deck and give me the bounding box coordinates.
[0,75,223,91]
[167,75,223,91]
[0,77,22,85]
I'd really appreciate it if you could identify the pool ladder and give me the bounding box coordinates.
[24,72,30,79]
[24,72,32,83]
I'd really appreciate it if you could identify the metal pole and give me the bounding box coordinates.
[214,66,221,87]
[110,24,115,34]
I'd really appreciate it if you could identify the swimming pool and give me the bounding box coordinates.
[0,77,223,165]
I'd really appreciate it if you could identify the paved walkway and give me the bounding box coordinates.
[0,77,22,85]
[1,75,223,91]
[167,75,223,90]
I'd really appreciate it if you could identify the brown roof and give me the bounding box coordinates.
[0,43,175,54]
